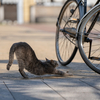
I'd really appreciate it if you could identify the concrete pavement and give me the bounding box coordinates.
[0,24,100,100]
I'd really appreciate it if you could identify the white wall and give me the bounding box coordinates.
[0,6,4,22]
[17,0,23,24]
[87,1,96,5]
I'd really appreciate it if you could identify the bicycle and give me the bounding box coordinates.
[55,0,100,74]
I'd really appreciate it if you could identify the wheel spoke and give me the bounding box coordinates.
[79,8,100,73]
[56,0,78,65]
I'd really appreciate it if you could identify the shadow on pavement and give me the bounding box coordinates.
[1,79,62,100]
[0,60,100,99]
[0,60,100,79]
[0,60,18,64]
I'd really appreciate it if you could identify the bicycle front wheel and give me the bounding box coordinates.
[56,0,81,66]
[78,4,100,74]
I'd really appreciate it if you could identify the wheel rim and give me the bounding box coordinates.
[56,0,79,64]
[79,10,100,72]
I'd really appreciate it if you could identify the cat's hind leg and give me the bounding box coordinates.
[19,68,28,79]
[18,60,28,79]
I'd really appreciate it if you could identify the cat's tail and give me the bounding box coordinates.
[7,43,17,70]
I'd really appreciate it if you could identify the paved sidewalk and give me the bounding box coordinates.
[0,24,100,100]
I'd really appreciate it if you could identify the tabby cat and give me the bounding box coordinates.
[7,42,66,78]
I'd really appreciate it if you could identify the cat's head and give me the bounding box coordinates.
[45,58,58,67]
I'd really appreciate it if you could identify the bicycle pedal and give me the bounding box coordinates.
[68,18,79,23]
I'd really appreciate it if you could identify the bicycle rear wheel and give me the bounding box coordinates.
[56,0,81,66]
[78,4,100,74]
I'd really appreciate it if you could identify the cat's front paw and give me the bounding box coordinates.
[64,71,73,76]
[58,71,66,76]
[60,71,73,77]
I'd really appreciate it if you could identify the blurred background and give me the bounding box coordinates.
[0,0,97,24]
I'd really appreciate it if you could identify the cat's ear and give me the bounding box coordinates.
[45,58,49,61]
[50,60,58,67]
[50,60,54,64]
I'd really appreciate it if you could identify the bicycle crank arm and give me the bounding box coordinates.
[86,38,100,61]
[60,27,77,38]
[89,57,100,61]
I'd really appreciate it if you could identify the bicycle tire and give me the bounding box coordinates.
[78,3,100,74]
[55,0,82,66]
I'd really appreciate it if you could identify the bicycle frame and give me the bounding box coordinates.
[77,0,100,35]
[77,2,100,59]
[56,0,84,28]
[81,0,100,15]
[56,0,100,41]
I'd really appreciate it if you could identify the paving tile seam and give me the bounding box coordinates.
[3,81,16,100]
[38,77,66,99]
[41,79,66,100]
[79,79,100,91]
